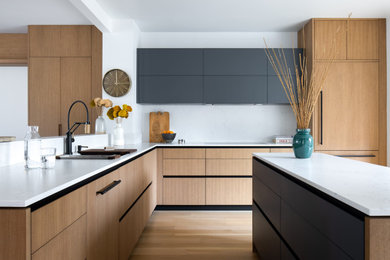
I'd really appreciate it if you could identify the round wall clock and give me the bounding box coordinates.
[103,69,131,97]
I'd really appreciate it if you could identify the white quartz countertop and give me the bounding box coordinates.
[253,153,390,216]
[0,142,290,207]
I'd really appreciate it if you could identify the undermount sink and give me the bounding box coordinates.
[56,154,120,160]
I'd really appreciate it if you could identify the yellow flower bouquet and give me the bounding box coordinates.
[107,104,133,120]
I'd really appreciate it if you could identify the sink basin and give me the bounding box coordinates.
[56,154,120,160]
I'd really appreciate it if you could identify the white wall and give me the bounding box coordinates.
[102,20,143,144]
[138,32,297,143]
[0,67,28,140]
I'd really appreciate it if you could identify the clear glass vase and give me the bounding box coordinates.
[95,115,106,134]
[113,118,125,146]
[24,126,42,168]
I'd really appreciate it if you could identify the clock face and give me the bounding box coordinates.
[103,69,131,97]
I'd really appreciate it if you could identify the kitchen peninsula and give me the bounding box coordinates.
[0,143,291,260]
[253,153,390,260]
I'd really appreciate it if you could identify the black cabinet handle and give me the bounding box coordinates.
[320,91,323,145]
[96,180,121,195]
[337,155,376,158]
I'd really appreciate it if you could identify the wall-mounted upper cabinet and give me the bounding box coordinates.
[347,20,378,60]
[203,49,267,75]
[138,49,203,75]
[267,48,303,75]
[314,20,347,60]
[137,48,301,104]
[0,34,28,65]
[29,25,92,57]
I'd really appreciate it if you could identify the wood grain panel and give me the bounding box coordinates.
[314,20,346,60]
[32,186,87,253]
[321,151,379,164]
[29,25,61,57]
[0,34,27,62]
[347,20,378,60]
[163,178,205,205]
[60,57,92,135]
[32,214,87,260]
[163,148,205,159]
[315,61,378,150]
[206,159,251,176]
[206,178,252,205]
[87,170,121,260]
[270,148,294,153]
[60,26,91,57]
[28,57,61,137]
[157,149,163,205]
[163,159,205,176]
[378,19,387,166]
[119,186,154,260]
[206,148,270,159]
[365,217,390,260]
[298,19,313,78]
[91,26,102,134]
[0,208,30,260]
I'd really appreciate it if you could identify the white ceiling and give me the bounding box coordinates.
[96,0,390,32]
[0,0,90,33]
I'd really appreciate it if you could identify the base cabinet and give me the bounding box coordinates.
[206,178,252,205]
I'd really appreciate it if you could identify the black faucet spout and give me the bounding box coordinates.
[65,100,90,155]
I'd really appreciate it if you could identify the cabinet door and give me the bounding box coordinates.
[204,76,267,104]
[347,20,378,60]
[138,49,203,75]
[163,159,205,176]
[87,170,121,260]
[60,57,92,135]
[267,75,295,104]
[163,178,205,205]
[314,20,347,60]
[29,25,61,57]
[321,151,379,164]
[204,49,267,75]
[206,159,251,176]
[32,215,87,260]
[60,26,91,57]
[205,178,252,205]
[28,58,61,137]
[138,76,203,103]
[315,62,378,150]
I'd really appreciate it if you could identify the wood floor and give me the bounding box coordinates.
[130,210,258,260]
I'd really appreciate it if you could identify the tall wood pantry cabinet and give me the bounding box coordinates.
[28,25,102,137]
[298,18,387,165]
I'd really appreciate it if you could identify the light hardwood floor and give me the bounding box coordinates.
[130,210,257,260]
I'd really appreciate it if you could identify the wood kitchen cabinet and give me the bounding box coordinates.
[299,18,386,165]
[28,25,102,137]
[87,170,121,260]
[0,33,28,65]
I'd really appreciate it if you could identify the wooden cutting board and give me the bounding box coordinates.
[79,149,137,155]
[149,112,169,143]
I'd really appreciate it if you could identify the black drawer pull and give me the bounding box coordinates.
[337,155,375,158]
[96,180,121,195]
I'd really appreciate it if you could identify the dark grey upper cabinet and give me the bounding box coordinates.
[138,49,203,75]
[138,76,203,103]
[204,49,267,75]
[267,48,303,76]
[204,76,267,104]
[267,76,295,104]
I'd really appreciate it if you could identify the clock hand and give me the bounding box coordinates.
[115,71,118,84]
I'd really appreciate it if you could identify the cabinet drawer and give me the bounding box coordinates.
[163,159,205,176]
[206,159,251,176]
[206,148,270,159]
[163,148,205,159]
[253,159,282,195]
[119,185,153,260]
[206,178,252,205]
[321,151,379,164]
[32,214,86,260]
[163,178,205,205]
[253,175,281,231]
[32,186,87,252]
[270,148,293,153]
[253,204,281,260]
[281,177,364,260]
[281,201,351,260]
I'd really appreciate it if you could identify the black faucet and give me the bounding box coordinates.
[65,100,90,155]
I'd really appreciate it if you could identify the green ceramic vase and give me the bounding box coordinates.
[293,129,313,158]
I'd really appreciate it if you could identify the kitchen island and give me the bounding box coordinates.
[253,153,390,260]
